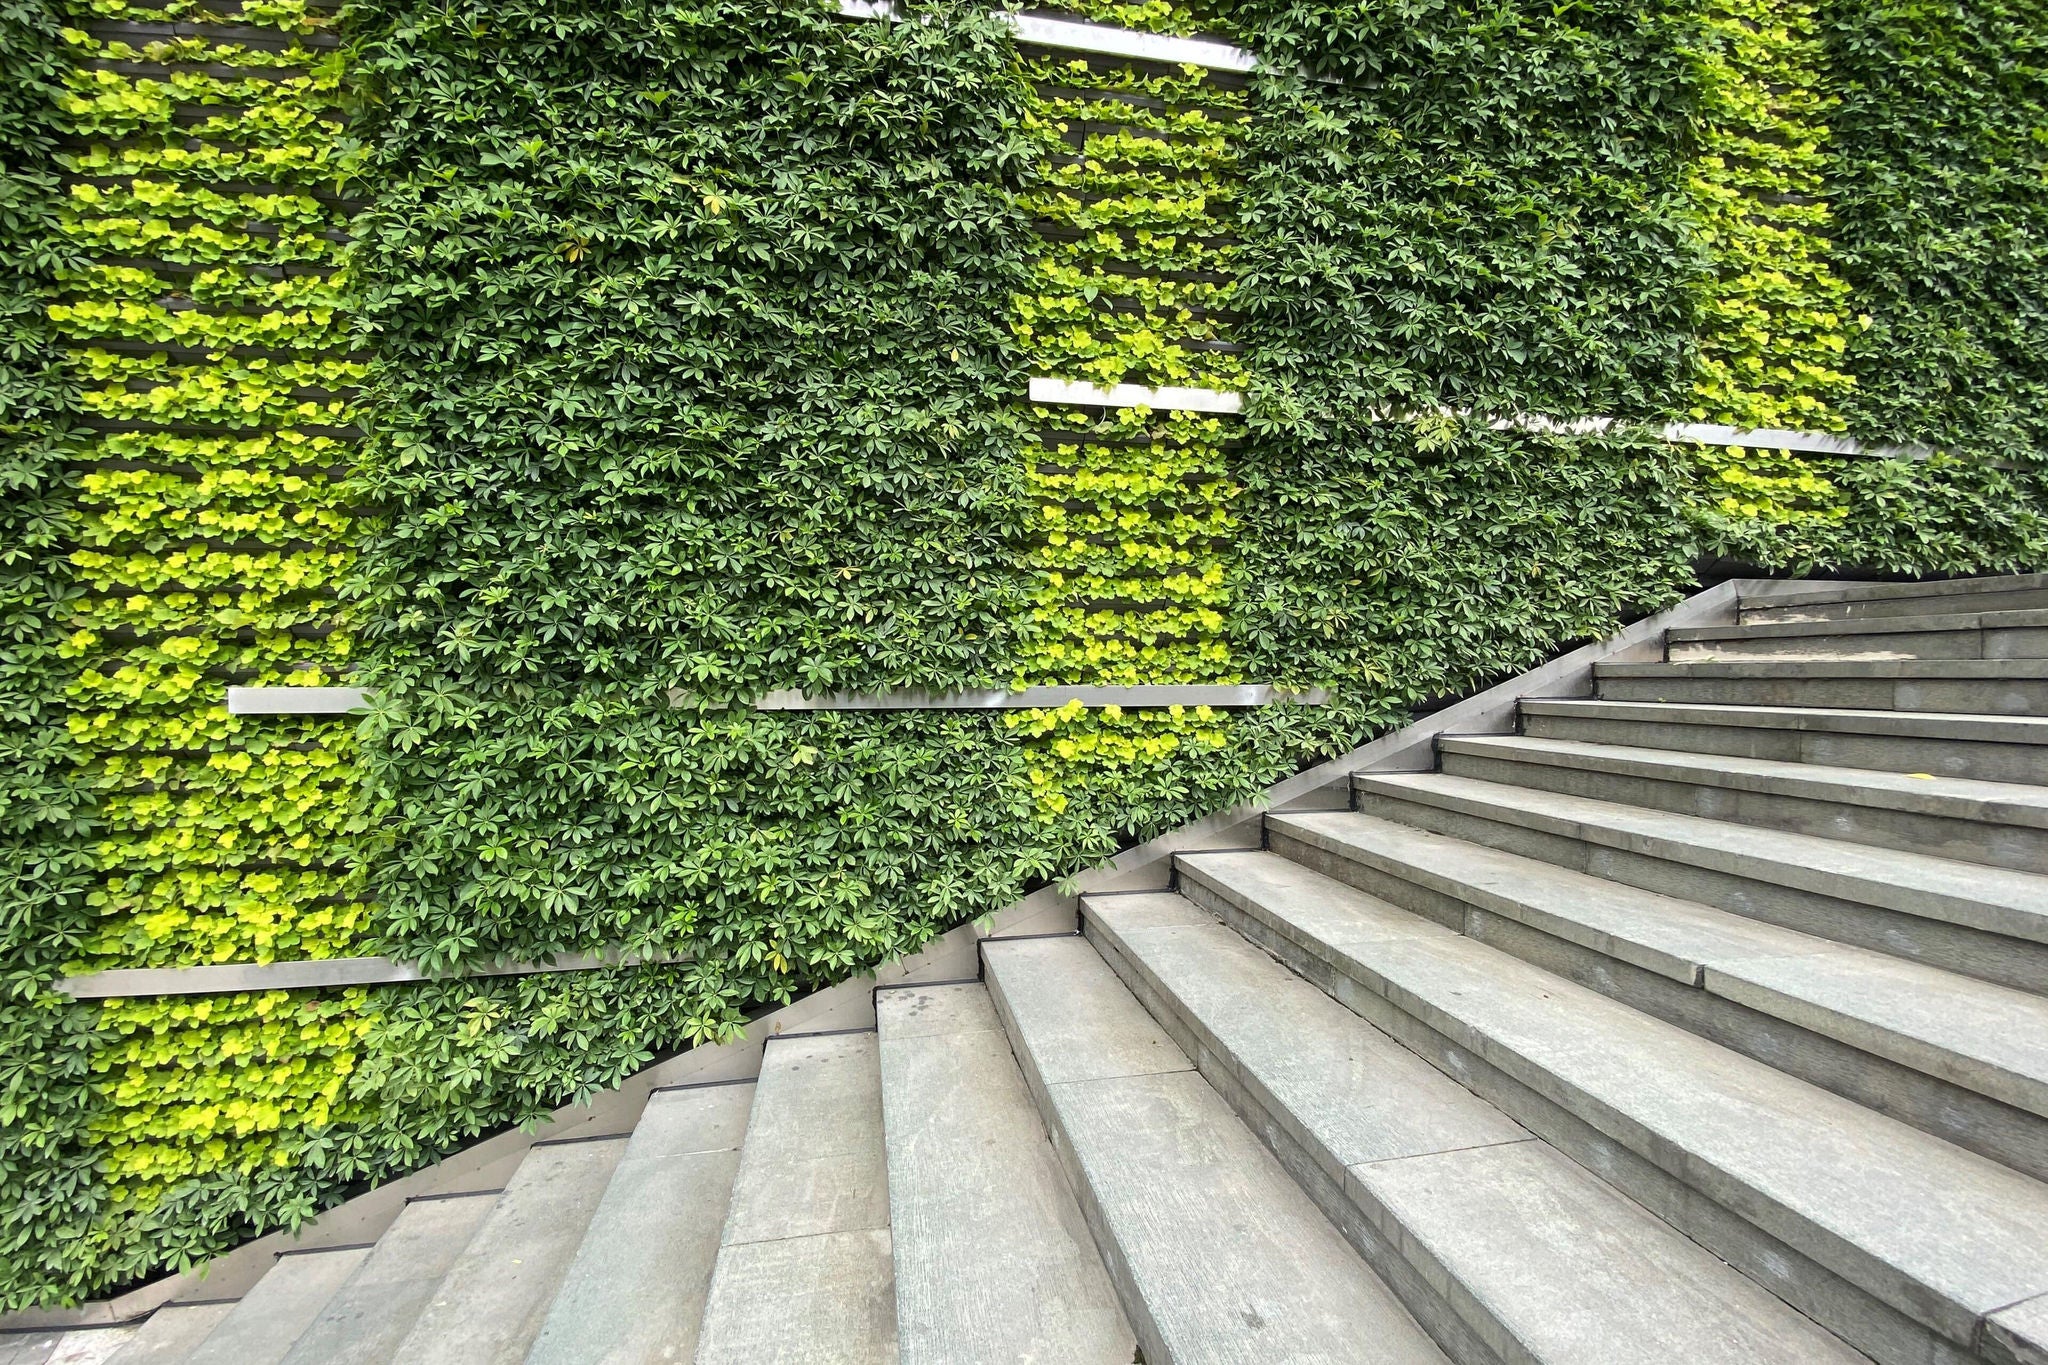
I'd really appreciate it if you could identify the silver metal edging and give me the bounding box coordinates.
[752,684,1327,710]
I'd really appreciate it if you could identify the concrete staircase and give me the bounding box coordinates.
[27,573,2048,1365]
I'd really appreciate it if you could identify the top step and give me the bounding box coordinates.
[1741,574,2048,625]
[1669,608,2048,662]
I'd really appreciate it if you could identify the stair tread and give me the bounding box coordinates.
[1442,732,2048,826]
[1598,658,2048,679]
[104,1304,232,1364]
[877,982,1133,1363]
[1271,810,2048,1118]
[278,1193,496,1365]
[185,1247,367,1365]
[1354,769,2048,943]
[1739,573,2048,611]
[696,1032,894,1365]
[983,934,1451,1365]
[1084,892,1867,1365]
[390,1137,625,1365]
[1176,849,2048,1346]
[525,1083,753,1365]
[1520,696,2048,744]
[1671,606,2048,639]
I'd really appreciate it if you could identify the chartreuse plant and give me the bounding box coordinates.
[0,0,380,1303]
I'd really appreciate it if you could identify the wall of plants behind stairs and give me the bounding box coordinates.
[1,0,2045,1308]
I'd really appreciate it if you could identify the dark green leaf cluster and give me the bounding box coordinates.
[1235,0,1705,422]
[1825,0,2048,458]
[0,0,103,1307]
[346,0,1042,995]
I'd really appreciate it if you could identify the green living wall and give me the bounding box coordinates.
[2,0,2046,1309]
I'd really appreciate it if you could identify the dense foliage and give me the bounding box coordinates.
[4,0,2046,1309]
[1826,0,2048,456]
[0,0,102,1311]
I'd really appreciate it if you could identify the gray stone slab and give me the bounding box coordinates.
[1268,809,1835,985]
[1355,1141,1867,1365]
[1600,659,2048,679]
[40,1331,136,1365]
[720,1033,886,1245]
[1088,891,1867,1363]
[697,1032,893,1363]
[526,1083,753,1365]
[877,983,1132,1364]
[280,1194,496,1365]
[1985,1291,2048,1365]
[104,1305,231,1364]
[1352,771,2048,945]
[1708,950,2048,1118]
[1598,671,2048,717]
[1445,733,2048,828]
[184,1248,367,1365]
[1520,697,2048,747]
[1183,850,2048,1349]
[1055,1069,1448,1364]
[1271,809,2048,1120]
[392,1137,626,1365]
[977,935,1191,1088]
[984,935,1450,1364]
[1084,899,1527,1170]
[692,1228,896,1365]
[0,1333,59,1365]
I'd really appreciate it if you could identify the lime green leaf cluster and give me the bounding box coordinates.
[1685,0,1855,433]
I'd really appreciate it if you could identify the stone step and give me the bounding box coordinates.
[184,1246,368,1365]
[1172,849,2048,1365]
[876,982,1133,1364]
[1594,659,2048,716]
[526,1081,754,1365]
[981,933,1451,1365]
[1267,809,2048,1178]
[1518,697,2048,785]
[1666,607,2048,662]
[1438,733,2048,872]
[390,1136,626,1365]
[1081,890,1868,1365]
[695,1031,895,1365]
[103,1304,232,1364]
[1739,574,2048,625]
[278,1193,496,1365]
[4,1326,136,1364]
[1352,769,2048,994]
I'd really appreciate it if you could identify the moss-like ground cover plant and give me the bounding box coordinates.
[3,0,2046,1308]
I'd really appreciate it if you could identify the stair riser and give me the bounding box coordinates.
[1521,713,2048,786]
[1080,921,1508,1365]
[1669,625,2048,662]
[1597,675,2048,716]
[1172,871,1980,1365]
[1350,789,2048,997]
[1741,588,2048,625]
[1438,750,2048,874]
[1264,825,2048,1181]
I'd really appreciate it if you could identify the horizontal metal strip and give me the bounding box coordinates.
[839,2,1257,71]
[228,685,365,713]
[1030,377,1245,413]
[59,947,691,999]
[228,683,1320,716]
[753,684,1322,710]
[1029,384,1937,457]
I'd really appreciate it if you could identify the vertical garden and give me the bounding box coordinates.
[2,0,2045,1309]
